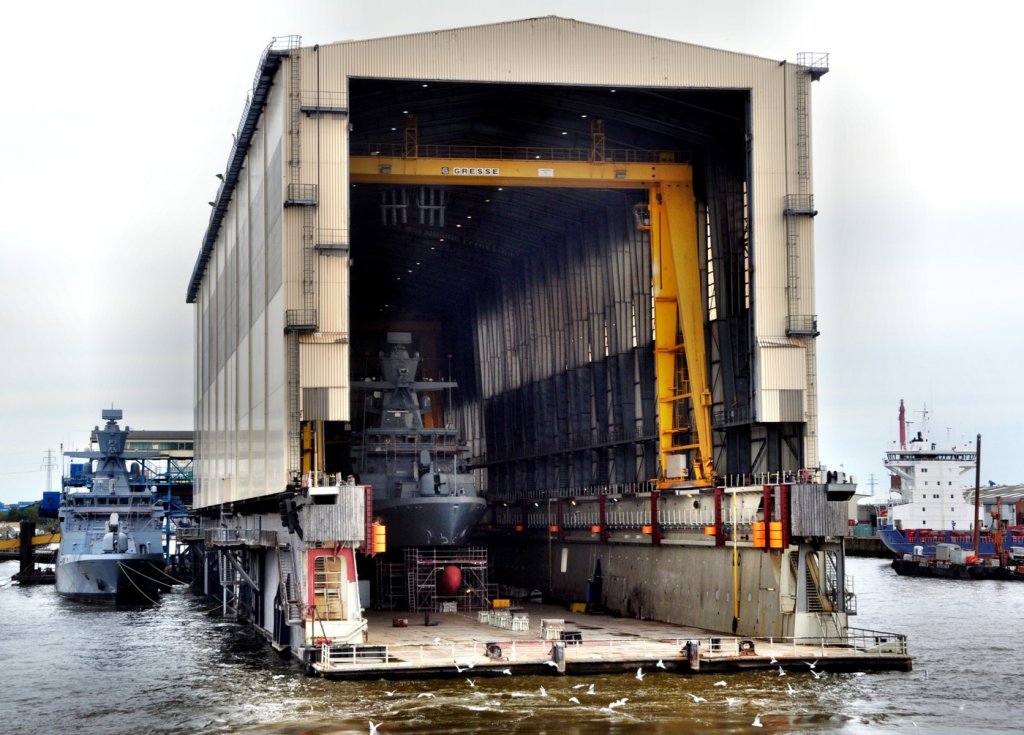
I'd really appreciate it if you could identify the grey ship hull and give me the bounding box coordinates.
[372,496,487,547]
[55,553,168,603]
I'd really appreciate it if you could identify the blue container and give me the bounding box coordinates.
[39,491,61,518]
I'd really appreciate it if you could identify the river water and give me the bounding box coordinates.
[1,556,1019,734]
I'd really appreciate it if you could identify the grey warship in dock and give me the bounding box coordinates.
[55,409,168,603]
[352,332,486,546]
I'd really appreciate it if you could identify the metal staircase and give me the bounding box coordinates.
[277,546,303,624]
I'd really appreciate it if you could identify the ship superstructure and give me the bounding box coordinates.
[872,401,1024,557]
[56,410,168,603]
[351,332,486,547]
[880,400,977,532]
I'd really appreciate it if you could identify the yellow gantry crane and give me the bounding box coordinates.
[348,148,713,487]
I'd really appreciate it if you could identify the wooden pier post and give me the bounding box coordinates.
[19,520,36,577]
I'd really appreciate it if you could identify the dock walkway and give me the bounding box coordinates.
[311,603,911,679]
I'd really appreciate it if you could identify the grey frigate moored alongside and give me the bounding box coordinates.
[56,409,169,603]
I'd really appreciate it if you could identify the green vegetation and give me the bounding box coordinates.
[2,503,58,532]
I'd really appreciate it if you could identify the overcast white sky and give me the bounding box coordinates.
[1,0,1021,504]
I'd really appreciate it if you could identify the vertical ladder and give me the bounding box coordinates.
[288,51,302,185]
[286,332,301,478]
[277,546,303,624]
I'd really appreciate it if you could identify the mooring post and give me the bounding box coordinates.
[550,640,566,673]
[19,520,35,577]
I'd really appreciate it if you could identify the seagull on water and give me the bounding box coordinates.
[466,679,476,688]
[608,697,628,710]
[417,692,435,698]
[569,696,580,704]
[656,659,666,669]
[778,666,786,677]
[539,686,548,697]
[787,682,797,696]
[572,683,587,689]
[725,697,741,706]
[713,680,727,687]
[752,714,763,728]
[636,667,645,681]
[384,690,396,697]
[586,683,596,695]
[686,693,707,703]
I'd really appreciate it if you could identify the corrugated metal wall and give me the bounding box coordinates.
[789,484,848,536]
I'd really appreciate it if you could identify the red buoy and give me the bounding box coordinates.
[437,564,462,596]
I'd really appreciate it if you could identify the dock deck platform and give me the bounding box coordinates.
[310,604,911,679]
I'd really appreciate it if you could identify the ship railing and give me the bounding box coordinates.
[317,628,907,670]
[205,528,278,547]
[358,142,687,164]
[843,627,908,655]
[176,523,204,542]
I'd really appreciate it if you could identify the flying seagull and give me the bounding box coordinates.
[713,680,727,687]
[656,659,666,669]
[778,666,786,677]
[569,696,580,704]
[636,667,645,681]
[369,721,380,734]
[501,668,512,675]
[686,693,707,703]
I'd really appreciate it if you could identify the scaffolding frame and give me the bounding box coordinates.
[402,547,491,612]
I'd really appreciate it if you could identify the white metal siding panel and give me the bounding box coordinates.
[267,291,287,496]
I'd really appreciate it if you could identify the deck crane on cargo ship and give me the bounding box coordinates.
[349,139,713,489]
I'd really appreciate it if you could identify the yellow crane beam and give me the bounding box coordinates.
[350,155,691,188]
[348,154,713,486]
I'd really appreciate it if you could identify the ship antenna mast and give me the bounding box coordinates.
[898,400,906,449]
